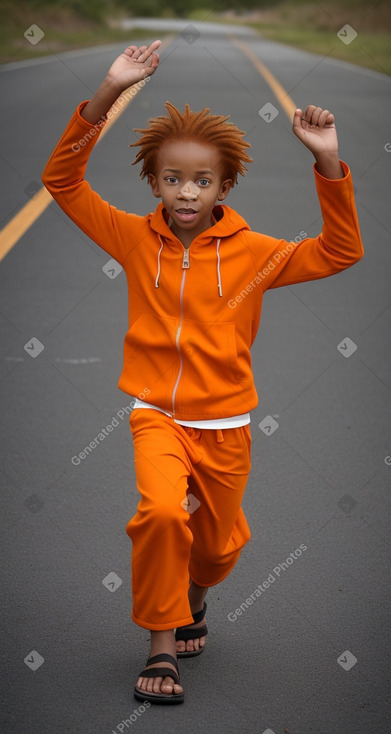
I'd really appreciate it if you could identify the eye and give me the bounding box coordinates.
[198,178,210,187]
[165,176,179,184]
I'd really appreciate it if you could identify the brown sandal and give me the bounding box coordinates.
[175,602,208,658]
[134,653,184,704]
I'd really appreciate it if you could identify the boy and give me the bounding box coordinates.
[42,41,364,705]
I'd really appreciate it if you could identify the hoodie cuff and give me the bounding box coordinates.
[75,100,108,130]
[313,159,350,182]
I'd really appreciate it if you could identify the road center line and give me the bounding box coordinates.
[0,35,173,264]
[229,34,297,121]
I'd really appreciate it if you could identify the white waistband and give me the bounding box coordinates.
[131,397,250,429]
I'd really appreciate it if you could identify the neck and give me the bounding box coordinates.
[169,211,218,249]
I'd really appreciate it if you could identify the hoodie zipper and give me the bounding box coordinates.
[171,258,188,416]
[171,246,191,414]
[182,247,190,269]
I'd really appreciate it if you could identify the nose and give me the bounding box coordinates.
[178,180,201,201]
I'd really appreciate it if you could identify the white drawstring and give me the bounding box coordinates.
[156,235,223,297]
[216,238,222,297]
[155,235,164,288]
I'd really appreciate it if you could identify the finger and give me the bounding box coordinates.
[150,39,162,52]
[130,45,147,61]
[138,40,162,64]
[135,45,148,62]
[138,51,160,79]
[292,107,303,131]
[133,45,147,60]
[123,46,138,55]
[302,104,317,123]
[292,109,308,140]
[141,54,159,78]
[325,111,335,125]
[310,106,325,126]
[149,52,160,70]
[317,108,331,126]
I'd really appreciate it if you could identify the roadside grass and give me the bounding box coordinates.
[251,25,391,77]
[1,0,390,76]
[0,8,169,65]
[190,1,391,77]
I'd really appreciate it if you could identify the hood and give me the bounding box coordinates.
[148,202,251,298]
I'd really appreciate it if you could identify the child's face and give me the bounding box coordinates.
[148,140,232,242]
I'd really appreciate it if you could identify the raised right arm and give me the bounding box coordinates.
[41,41,161,265]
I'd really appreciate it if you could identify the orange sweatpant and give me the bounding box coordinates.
[126,408,252,630]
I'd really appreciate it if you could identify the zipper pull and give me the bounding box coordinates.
[182,248,190,269]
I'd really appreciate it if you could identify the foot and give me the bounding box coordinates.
[136,630,183,697]
[176,580,208,655]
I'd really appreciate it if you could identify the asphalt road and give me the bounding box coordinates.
[1,19,391,734]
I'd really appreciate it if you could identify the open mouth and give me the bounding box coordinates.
[175,208,198,222]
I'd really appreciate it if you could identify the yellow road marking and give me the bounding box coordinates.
[0,187,53,262]
[229,35,297,121]
[0,35,173,264]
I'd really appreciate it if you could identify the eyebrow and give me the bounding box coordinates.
[162,168,215,175]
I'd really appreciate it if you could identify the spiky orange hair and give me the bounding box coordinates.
[129,101,253,185]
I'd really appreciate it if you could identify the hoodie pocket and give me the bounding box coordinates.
[175,320,243,410]
[122,312,180,409]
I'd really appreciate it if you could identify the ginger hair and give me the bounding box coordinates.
[129,101,253,185]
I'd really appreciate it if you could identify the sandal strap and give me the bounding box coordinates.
[139,653,180,684]
[176,601,207,632]
[175,623,208,643]
[146,653,178,671]
[192,601,207,625]
[175,601,207,639]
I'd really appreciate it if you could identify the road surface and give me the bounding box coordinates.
[1,18,391,734]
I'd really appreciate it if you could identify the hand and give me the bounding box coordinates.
[80,40,161,125]
[292,105,339,157]
[106,40,161,92]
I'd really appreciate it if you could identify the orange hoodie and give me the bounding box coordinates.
[42,102,364,421]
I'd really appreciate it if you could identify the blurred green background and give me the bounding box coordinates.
[1,0,390,75]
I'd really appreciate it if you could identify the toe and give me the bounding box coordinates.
[153,677,165,693]
[185,635,204,651]
[160,676,174,693]
[138,667,182,697]
[161,675,183,694]
[147,677,155,693]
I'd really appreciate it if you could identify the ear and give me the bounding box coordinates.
[217,178,233,202]
[148,173,161,199]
